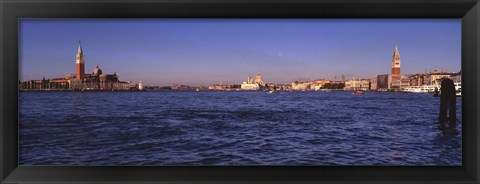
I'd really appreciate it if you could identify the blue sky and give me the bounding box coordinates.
[20,19,461,86]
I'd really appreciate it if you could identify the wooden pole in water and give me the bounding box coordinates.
[438,78,456,126]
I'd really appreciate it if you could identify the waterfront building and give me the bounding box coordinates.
[254,73,265,85]
[376,74,389,90]
[423,72,452,86]
[450,71,461,83]
[19,77,71,90]
[376,74,402,90]
[208,84,241,91]
[291,81,311,90]
[241,73,265,90]
[344,79,370,91]
[240,83,260,90]
[282,85,292,90]
[390,74,410,90]
[408,73,425,87]
[208,85,218,90]
[307,79,329,91]
[20,41,133,91]
[290,79,331,91]
[247,75,254,84]
[391,75,411,89]
[403,71,461,93]
[313,85,322,91]
[267,84,292,91]
[208,84,226,90]
[374,45,407,91]
[171,84,195,90]
[313,79,331,86]
[370,76,378,90]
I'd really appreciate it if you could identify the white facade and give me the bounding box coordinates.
[344,79,369,91]
[241,82,260,90]
[421,73,451,86]
[241,73,264,90]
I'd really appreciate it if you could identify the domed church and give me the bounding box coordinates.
[19,41,133,91]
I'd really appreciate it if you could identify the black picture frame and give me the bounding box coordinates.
[1,0,479,183]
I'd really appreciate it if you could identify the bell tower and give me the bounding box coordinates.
[391,45,401,75]
[76,41,85,80]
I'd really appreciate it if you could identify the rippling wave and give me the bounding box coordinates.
[19,91,462,165]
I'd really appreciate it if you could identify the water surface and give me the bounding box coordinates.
[19,91,462,165]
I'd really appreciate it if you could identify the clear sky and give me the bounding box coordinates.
[20,19,461,86]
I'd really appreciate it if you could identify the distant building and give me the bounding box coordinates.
[268,83,292,91]
[313,79,330,88]
[254,73,265,85]
[391,75,411,89]
[290,79,331,91]
[241,83,260,90]
[241,73,265,90]
[208,85,222,90]
[344,79,370,91]
[376,74,389,90]
[20,41,133,91]
[450,71,461,83]
[370,76,378,90]
[408,73,425,86]
[247,75,254,84]
[423,72,451,86]
[376,74,401,90]
[374,45,407,91]
[291,81,311,90]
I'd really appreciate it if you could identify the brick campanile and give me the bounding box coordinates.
[391,45,401,75]
[76,41,85,80]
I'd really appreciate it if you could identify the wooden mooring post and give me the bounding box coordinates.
[438,78,456,126]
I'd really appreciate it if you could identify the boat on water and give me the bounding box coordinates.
[353,90,365,95]
[350,76,366,95]
[269,88,279,94]
[402,82,461,97]
[455,82,461,97]
[403,85,439,93]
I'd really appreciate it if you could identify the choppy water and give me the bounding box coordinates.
[19,91,462,165]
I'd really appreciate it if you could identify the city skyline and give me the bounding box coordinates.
[20,19,461,86]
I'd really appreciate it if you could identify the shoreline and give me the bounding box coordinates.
[18,89,432,93]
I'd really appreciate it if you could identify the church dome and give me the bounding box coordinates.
[93,65,103,76]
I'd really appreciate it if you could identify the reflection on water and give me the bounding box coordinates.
[19,91,462,165]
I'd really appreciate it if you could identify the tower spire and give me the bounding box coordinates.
[77,40,83,54]
[391,44,401,75]
[393,44,400,57]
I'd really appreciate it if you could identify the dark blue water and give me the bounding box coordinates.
[19,91,462,165]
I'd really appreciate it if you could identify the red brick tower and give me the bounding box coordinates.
[391,45,401,75]
[76,41,85,80]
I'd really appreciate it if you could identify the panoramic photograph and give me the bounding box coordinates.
[19,19,461,166]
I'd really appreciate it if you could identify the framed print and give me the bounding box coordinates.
[1,0,479,183]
